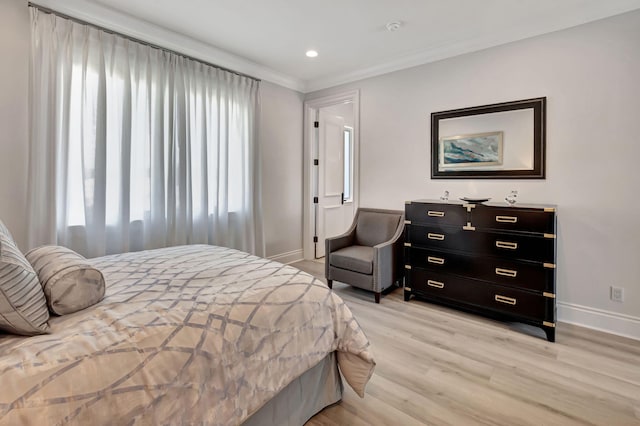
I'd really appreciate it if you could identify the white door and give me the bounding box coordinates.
[316,109,354,258]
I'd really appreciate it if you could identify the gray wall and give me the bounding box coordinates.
[259,81,304,261]
[0,1,304,263]
[307,10,640,338]
[0,0,30,250]
[4,0,638,336]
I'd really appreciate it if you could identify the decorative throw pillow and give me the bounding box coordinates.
[0,220,50,335]
[26,245,105,315]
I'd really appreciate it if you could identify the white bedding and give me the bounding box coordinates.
[0,245,375,425]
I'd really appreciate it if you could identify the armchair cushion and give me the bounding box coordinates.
[355,211,401,247]
[330,246,374,275]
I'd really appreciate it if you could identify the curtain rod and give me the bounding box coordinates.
[28,2,261,83]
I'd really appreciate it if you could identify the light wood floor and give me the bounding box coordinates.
[291,259,640,426]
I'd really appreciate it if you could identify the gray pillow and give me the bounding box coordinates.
[0,219,50,335]
[26,245,105,315]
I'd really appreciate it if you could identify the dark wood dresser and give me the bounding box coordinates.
[404,199,557,341]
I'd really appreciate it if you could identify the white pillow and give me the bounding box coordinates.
[26,245,105,315]
[0,220,49,335]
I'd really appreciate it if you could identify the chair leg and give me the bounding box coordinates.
[327,279,333,289]
[374,292,381,304]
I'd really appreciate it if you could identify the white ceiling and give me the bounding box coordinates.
[35,0,640,92]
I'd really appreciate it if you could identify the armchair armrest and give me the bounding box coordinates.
[372,217,405,292]
[325,226,356,279]
[326,231,354,254]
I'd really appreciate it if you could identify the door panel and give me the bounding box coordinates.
[323,118,344,197]
[316,109,352,258]
[322,205,344,246]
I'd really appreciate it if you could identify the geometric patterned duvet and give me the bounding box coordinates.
[0,245,375,425]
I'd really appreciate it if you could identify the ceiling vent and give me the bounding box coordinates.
[386,21,402,32]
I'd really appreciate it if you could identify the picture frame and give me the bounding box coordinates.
[439,131,503,169]
[431,97,546,179]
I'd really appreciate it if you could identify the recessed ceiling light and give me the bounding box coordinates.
[306,50,318,58]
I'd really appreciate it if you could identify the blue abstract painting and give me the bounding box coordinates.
[440,131,503,168]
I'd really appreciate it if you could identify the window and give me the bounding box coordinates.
[29,9,262,256]
[62,62,251,228]
[343,127,353,202]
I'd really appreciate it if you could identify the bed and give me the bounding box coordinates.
[0,244,375,425]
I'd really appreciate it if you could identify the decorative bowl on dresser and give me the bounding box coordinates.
[403,199,557,341]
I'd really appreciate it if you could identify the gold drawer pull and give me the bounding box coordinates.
[427,233,445,241]
[496,241,518,250]
[495,295,517,305]
[495,268,517,278]
[496,215,518,223]
[427,280,444,289]
[427,256,445,265]
[428,211,445,217]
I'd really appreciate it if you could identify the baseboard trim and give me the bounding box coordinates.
[267,249,304,265]
[558,302,640,341]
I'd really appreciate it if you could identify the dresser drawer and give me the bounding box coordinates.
[473,205,555,234]
[407,269,554,323]
[477,231,556,263]
[406,247,471,275]
[406,246,554,293]
[477,258,554,293]
[406,202,467,226]
[407,268,486,306]
[406,223,473,252]
[486,284,554,322]
[407,224,555,263]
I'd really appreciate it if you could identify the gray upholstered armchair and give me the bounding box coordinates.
[325,208,405,303]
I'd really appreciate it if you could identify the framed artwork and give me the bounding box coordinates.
[431,97,546,179]
[439,131,503,169]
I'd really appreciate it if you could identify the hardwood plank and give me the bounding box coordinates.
[365,373,493,426]
[443,331,640,406]
[489,367,640,425]
[556,345,640,386]
[293,260,640,426]
[330,386,427,426]
[423,367,585,426]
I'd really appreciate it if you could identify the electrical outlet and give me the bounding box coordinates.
[610,286,624,303]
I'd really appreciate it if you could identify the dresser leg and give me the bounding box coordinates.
[544,326,556,342]
[374,292,381,304]
[403,290,411,302]
[327,279,332,289]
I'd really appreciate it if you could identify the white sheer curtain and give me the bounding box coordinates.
[28,8,264,258]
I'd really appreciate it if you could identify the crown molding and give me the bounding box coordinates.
[29,0,305,92]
